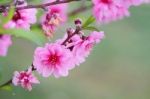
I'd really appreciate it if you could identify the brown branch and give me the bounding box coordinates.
[0,79,12,88]
[0,0,81,13]
[17,0,81,10]
[0,63,36,88]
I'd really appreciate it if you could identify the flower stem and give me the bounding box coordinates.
[0,0,81,13]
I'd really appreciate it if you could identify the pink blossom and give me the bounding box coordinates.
[12,69,39,91]
[88,31,105,43]
[123,0,143,7]
[41,3,67,37]
[143,0,150,3]
[33,43,74,78]
[71,31,105,66]
[0,35,12,56]
[92,0,130,23]
[4,2,37,30]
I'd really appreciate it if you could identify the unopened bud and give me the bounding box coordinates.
[67,28,74,36]
[74,18,82,26]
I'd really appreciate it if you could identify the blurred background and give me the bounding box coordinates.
[0,0,150,99]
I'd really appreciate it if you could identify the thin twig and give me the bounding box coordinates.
[0,0,81,13]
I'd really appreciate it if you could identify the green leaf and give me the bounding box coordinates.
[82,16,95,28]
[0,28,46,45]
[0,0,7,3]
[83,26,99,31]
[0,85,12,91]
[2,6,15,24]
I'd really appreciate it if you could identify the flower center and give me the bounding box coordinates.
[19,72,29,80]
[49,54,59,66]
[0,34,3,38]
[24,78,29,84]
[45,13,62,26]
[12,11,22,21]
[100,0,112,4]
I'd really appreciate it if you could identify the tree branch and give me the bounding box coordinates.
[0,0,81,13]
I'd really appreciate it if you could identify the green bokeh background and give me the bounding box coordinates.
[0,1,150,99]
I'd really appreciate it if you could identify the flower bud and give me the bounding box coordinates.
[74,18,82,26]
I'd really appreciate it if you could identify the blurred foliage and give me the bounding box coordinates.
[0,85,12,91]
[0,28,46,46]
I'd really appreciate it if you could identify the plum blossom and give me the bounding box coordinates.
[12,68,39,91]
[41,2,67,37]
[71,31,105,65]
[33,43,74,78]
[56,30,105,66]
[0,35,12,57]
[4,1,37,30]
[33,31,105,78]
[92,0,130,23]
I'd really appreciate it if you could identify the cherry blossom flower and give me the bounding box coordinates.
[4,2,37,30]
[0,35,12,57]
[71,31,105,65]
[12,69,39,91]
[92,0,130,23]
[33,43,74,78]
[41,3,67,37]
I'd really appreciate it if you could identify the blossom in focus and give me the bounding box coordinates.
[12,69,39,91]
[33,43,73,78]
[0,35,12,57]
[92,0,130,23]
[41,3,67,37]
[4,2,37,30]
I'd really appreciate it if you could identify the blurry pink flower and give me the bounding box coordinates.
[72,31,105,65]
[0,35,12,57]
[12,69,39,91]
[123,0,143,7]
[92,0,130,23]
[4,2,37,30]
[41,3,67,37]
[143,0,150,3]
[88,31,105,43]
[33,43,74,78]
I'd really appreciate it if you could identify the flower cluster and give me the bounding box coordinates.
[92,0,149,23]
[0,0,149,91]
[33,20,104,78]
[12,19,104,90]
[0,0,37,57]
